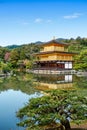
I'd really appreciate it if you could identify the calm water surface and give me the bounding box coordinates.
[0,89,42,130]
[0,74,41,130]
[0,74,87,130]
[0,89,29,130]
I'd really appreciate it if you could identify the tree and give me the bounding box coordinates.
[0,47,9,61]
[10,49,20,68]
[1,62,12,74]
[76,36,81,42]
[25,60,34,69]
[74,49,87,70]
[4,52,10,62]
[16,90,87,130]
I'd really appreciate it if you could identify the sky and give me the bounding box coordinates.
[0,0,87,46]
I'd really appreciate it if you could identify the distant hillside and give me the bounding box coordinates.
[35,41,43,44]
[4,38,67,49]
[5,41,43,49]
[5,45,21,50]
[56,38,67,42]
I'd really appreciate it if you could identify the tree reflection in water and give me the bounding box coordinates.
[0,73,38,95]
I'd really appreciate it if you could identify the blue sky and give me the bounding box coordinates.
[0,0,87,46]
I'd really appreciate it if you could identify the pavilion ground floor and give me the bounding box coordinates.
[34,60,73,70]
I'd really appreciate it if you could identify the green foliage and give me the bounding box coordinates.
[26,60,34,69]
[0,62,12,74]
[67,37,87,53]
[18,43,40,60]
[0,42,40,70]
[10,49,20,67]
[74,49,87,70]
[16,90,87,130]
[8,43,40,69]
[0,46,9,61]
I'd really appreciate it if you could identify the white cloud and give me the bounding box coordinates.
[63,13,83,19]
[35,18,43,23]
[46,19,52,23]
[34,18,52,23]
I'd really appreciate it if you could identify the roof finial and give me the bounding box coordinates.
[53,36,55,40]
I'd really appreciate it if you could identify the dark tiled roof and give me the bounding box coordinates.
[42,40,68,46]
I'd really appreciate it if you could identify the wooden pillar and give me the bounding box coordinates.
[64,62,65,69]
[48,62,49,69]
[56,62,57,70]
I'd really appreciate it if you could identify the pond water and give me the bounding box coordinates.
[0,89,29,130]
[0,73,87,130]
[0,74,41,130]
[34,74,87,96]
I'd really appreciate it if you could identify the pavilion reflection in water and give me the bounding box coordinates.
[35,74,73,90]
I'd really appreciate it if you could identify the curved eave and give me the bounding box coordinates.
[41,40,68,47]
[35,51,78,56]
[35,60,74,63]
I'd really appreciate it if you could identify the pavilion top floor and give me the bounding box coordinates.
[40,40,68,53]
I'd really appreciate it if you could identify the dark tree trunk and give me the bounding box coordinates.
[61,119,71,130]
[45,124,65,130]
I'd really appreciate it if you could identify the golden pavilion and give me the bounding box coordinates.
[35,39,75,70]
